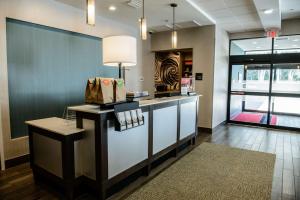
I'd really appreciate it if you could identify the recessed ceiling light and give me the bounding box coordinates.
[256,46,261,49]
[274,44,278,47]
[263,9,274,14]
[109,5,116,11]
[292,44,298,47]
[252,42,257,44]
[293,39,299,42]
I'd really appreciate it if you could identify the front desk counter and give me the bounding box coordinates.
[27,95,200,199]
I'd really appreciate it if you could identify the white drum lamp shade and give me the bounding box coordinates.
[103,36,137,67]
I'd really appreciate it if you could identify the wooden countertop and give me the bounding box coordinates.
[68,95,201,114]
[25,117,84,136]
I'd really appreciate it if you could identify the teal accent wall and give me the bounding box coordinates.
[6,18,118,138]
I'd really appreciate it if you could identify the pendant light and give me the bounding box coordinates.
[171,3,177,49]
[140,0,147,40]
[87,0,95,26]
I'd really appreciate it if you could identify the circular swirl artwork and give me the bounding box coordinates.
[155,52,180,91]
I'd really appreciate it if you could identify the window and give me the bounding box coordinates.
[279,69,289,81]
[264,71,270,80]
[247,70,259,80]
[230,37,272,55]
[274,35,300,54]
[292,70,300,81]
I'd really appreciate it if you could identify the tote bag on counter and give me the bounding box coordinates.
[114,79,126,102]
[85,77,114,104]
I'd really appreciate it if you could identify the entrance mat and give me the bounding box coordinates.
[124,143,275,200]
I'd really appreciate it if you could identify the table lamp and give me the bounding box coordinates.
[103,36,137,81]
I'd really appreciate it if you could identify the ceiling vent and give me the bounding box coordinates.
[127,0,142,9]
[149,19,204,33]
[149,20,203,33]
[165,24,173,29]
[149,25,172,32]
[176,20,202,28]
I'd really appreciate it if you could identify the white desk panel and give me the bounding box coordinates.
[180,101,196,140]
[107,113,149,179]
[33,133,63,178]
[153,106,178,154]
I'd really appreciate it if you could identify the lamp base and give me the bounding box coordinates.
[118,63,126,83]
[118,63,122,79]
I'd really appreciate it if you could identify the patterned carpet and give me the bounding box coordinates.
[124,143,276,200]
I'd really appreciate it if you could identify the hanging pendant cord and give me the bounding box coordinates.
[173,5,175,31]
[143,0,145,18]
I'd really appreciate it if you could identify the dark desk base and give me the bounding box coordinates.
[28,126,84,200]
[28,96,199,200]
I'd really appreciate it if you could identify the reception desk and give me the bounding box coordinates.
[26,95,200,199]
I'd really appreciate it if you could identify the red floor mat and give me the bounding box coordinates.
[270,115,277,125]
[233,113,263,123]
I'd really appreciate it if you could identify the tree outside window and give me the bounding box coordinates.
[264,71,270,80]
[292,70,300,81]
[247,70,259,80]
[279,69,289,80]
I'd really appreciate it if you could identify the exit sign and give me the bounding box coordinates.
[266,30,278,38]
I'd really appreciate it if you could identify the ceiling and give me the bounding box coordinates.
[55,0,300,33]
[187,0,263,33]
[281,0,300,19]
[253,0,281,30]
[55,0,215,32]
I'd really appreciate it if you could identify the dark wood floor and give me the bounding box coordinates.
[0,124,299,200]
[211,124,300,200]
[277,115,300,129]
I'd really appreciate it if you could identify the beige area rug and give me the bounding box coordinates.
[124,143,276,200]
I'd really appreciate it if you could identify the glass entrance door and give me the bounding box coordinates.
[228,35,300,131]
[229,64,271,125]
[270,63,300,128]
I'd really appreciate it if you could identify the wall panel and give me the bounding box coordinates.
[6,19,117,138]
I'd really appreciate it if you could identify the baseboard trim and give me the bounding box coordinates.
[198,127,212,133]
[212,121,227,132]
[198,121,227,134]
[5,154,30,169]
